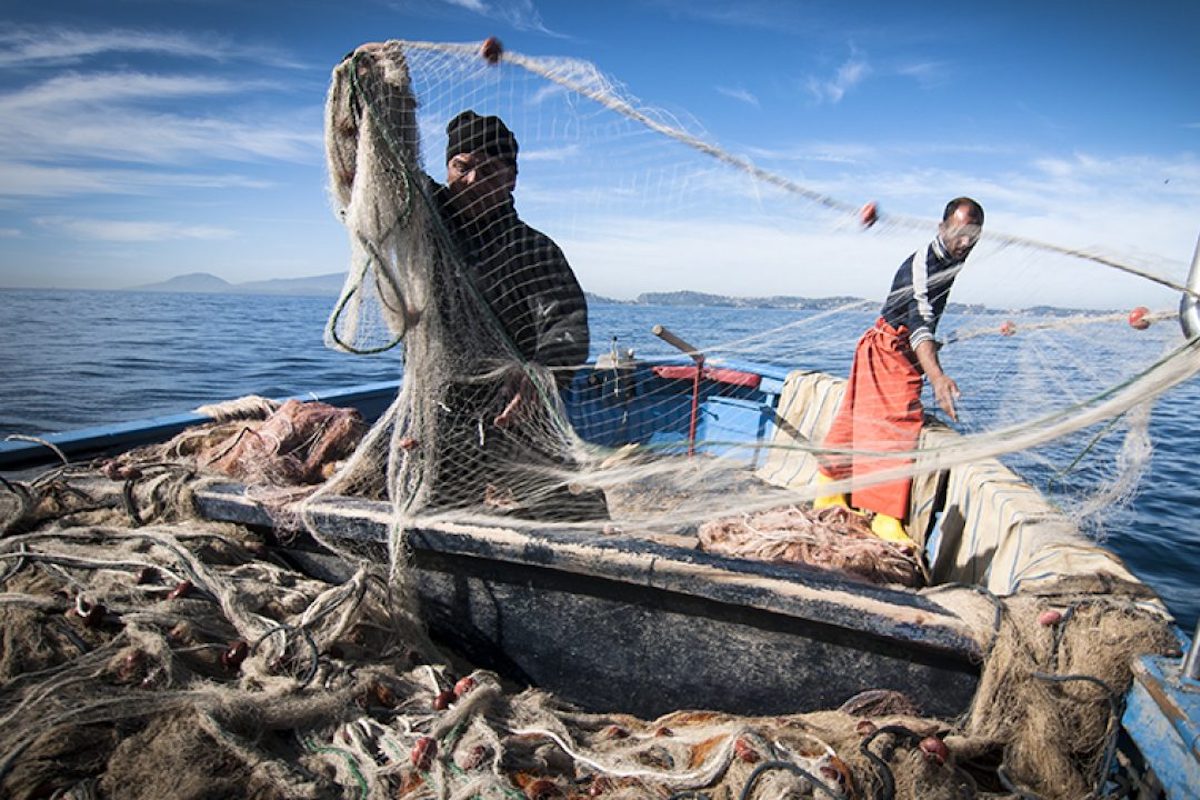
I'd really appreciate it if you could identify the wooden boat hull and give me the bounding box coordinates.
[191,481,980,718]
[7,360,1196,791]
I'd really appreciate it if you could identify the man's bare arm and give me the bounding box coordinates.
[914,339,960,421]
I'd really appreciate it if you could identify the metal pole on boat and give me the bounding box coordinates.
[1180,232,1200,339]
[1184,620,1200,681]
[1174,235,1200,680]
[652,325,705,457]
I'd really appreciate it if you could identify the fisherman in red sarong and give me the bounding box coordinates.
[816,198,985,543]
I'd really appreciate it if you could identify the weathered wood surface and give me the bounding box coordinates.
[194,482,982,717]
[23,476,982,717]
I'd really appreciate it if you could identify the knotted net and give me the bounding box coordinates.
[313,37,1200,555]
[0,36,1195,800]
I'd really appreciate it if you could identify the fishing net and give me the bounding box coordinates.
[313,37,1200,557]
[0,502,1180,799]
[0,36,1195,800]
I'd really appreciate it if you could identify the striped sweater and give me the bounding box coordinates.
[880,235,965,350]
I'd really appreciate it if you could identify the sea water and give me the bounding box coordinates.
[2,287,1197,630]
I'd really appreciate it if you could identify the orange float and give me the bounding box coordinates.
[859,201,878,228]
[481,36,503,64]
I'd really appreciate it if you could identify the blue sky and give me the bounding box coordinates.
[1,0,1197,309]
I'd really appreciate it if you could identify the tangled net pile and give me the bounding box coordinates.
[1,37,1196,800]
[0,486,1179,799]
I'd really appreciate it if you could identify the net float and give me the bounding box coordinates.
[920,735,950,765]
[433,689,455,710]
[455,744,489,770]
[167,580,193,600]
[859,201,878,228]
[454,675,477,698]
[601,724,628,739]
[410,736,437,771]
[481,37,503,64]
[855,719,878,737]
[221,640,249,671]
[818,755,855,794]
[1039,609,1063,626]
[1128,306,1151,330]
[999,320,1017,336]
[733,736,760,763]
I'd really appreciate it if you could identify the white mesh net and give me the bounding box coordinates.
[3,37,1195,800]
[313,38,1199,564]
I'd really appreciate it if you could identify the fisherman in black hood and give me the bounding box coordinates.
[427,110,606,520]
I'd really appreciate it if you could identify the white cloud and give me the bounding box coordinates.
[0,160,272,199]
[520,143,581,163]
[716,85,759,107]
[441,0,489,10]
[895,60,948,89]
[2,72,266,111]
[0,26,300,69]
[0,24,320,205]
[744,141,876,165]
[34,216,237,242]
[517,138,1199,311]
[0,228,21,238]
[0,70,321,168]
[805,53,870,103]
[429,0,557,34]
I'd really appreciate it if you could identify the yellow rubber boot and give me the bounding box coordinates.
[871,513,916,546]
[812,473,849,510]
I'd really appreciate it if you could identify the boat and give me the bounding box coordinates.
[3,312,1198,798]
[4,36,1199,800]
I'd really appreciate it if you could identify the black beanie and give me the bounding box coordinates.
[445,110,519,165]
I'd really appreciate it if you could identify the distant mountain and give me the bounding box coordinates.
[131,272,345,297]
[128,274,1090,316]
[235,273,345,295]
[585,291,633,306]
[635,290,867,310]
[131,272,234,293]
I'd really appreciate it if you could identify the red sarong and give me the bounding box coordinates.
[819,318,924,520]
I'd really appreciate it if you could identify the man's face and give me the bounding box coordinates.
[446,150,517,221]
[939,205,983,261]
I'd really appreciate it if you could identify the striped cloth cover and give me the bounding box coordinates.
[757,370,1145,596]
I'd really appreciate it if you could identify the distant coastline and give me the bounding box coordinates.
[127,271,346,297]
[0,272,1106,317]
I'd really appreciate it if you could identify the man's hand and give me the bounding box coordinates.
[493,370,535,428]
[929,373,961,422]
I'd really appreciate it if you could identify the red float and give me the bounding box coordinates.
[480,37,503,64]
[859,201,879,228]
[454,675,477,698]
[1038,609,1063,626]
[920,735,950,765]
[410,736,437,771]
[1128,306,1151,330]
